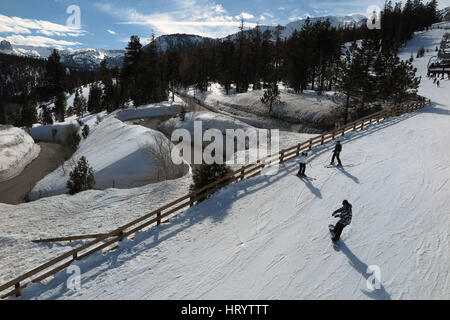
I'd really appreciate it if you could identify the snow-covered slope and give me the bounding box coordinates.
[180,83,339,130]
[0,125,40,183]
[29,102,188,200]
[2,23,450,301]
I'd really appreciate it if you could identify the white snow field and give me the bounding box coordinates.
[28,102,188,200]
[179,83,340,128]
[0,125,40,182]
[0,24,449,300]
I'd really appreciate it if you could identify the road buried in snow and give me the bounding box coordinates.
[0,142,68,205]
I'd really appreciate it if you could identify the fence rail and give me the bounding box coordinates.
[0,96,430,299]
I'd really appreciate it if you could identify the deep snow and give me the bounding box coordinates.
[29,102,188,200]
[0,23,449,300]
[179,83,340,130]
[0,125,40,183]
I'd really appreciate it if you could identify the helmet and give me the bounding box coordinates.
[342,200,349,206]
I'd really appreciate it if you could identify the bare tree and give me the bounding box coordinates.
[142,133,187,181]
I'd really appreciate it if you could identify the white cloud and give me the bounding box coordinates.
[94,0,258,38]
[236,12,255,20]
[0,14,85,37]
[2,35,81,49]
[107,29,116,35]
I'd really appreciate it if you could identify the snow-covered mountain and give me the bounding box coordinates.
[152,34,217,51]
[440,7,450,21]
[227,13,368,41]
[0,40,124,69]
[150,13,367,51]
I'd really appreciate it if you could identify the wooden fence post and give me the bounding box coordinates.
[308,139,312,151]
[15,283,21,298]
[279,151,285,164]
[296,144,301,156]
[321,135,324,145]
[157,211,162,226]
[240,168,245,181]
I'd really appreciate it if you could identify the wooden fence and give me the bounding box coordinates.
[0,97,430,299]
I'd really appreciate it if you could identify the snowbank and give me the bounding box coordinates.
[179,83,340,129]
[116,101,182,122]
[29,104,188,200]
[0,125,40,182]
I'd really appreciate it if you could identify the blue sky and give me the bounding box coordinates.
[1,0,449,49]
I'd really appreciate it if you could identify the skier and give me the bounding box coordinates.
[296,151,308,176]
[330,140,342,166]
[437,80,440,87]
[331,200,352,242]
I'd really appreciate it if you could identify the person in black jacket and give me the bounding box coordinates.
[331,140,342,166]
[331,200,352,241]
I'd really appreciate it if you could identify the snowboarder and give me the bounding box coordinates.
[330,140,342,166]
[330,200,353,242]
[296,151,308,176]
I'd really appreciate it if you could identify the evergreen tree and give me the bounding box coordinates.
[54,91,66,122]
[0,99,6,124]
[73,88,87,118]
[82,124,90,139]
[136,36,168,104]
[99,60,115,111]
[190,162,232,202]
[41,50,66,100]
[217,38,234,94]
[41,105,53,125]
[66,156,95,195]
[121,35,143,104]
[21,99,38,128]
[87,83,102,113]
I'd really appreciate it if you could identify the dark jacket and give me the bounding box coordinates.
[333,204,352,225]
[334,143,342,153]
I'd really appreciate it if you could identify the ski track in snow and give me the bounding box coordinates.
[1,23,450,300]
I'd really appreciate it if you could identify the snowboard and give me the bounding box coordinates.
[329,224,339,248]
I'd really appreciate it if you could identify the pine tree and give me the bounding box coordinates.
[41,50,66,101]
[190,162,232,202]
[82,124,90,139]
[41,105,53,125]
[121,35,143,105]
[217,38,234,94]
[0,99,6,125]
[54,91,66,122]
[66,156,95,195]
[100,60,115,111]
[73,88,86,118]
[21,99,38,128]
[87,83,102,113]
